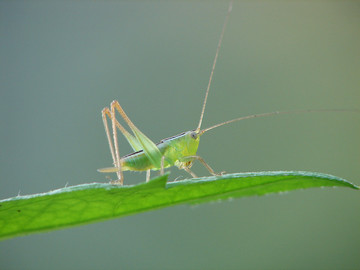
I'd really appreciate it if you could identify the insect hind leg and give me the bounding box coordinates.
[102,107,124,184]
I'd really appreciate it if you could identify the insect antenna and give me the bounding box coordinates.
[200,109,359,135]
[196,0,233,133]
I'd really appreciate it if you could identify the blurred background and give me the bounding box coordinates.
[1,1,359,269]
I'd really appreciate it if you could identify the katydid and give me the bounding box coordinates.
[98,2,357,185]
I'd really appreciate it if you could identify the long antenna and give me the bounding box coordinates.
[196,0,233,132]
[200,109,359,134]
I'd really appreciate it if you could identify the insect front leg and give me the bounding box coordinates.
[183,167,198,178]
[175,159,198,178]
[181,156,223,176]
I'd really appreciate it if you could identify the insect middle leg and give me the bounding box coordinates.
[160,155,165,175]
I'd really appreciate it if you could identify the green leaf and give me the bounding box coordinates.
[0,171,358,240]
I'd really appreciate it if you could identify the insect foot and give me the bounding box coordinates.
[110,179,123,185]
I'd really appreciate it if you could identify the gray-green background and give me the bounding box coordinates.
[1,1,359,269]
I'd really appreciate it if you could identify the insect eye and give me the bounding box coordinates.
[190,132,198,139]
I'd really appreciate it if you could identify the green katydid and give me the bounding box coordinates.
[98,2,357,185]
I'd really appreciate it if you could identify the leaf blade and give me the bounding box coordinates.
[0,171,358,240]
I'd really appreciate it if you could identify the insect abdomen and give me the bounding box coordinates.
[121,142,173,171]
[121,151,156,171]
